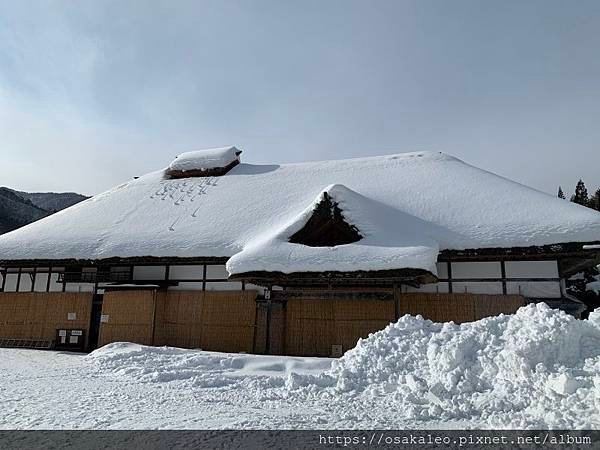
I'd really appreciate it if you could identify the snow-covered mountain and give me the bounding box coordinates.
[0,187,88,234]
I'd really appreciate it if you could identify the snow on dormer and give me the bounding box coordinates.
[166,146,242,178]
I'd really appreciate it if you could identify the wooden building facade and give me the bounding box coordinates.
[1,148,599,356]
[1,241,597,356]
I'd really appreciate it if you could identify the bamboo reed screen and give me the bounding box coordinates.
[0,289,525,356]
[398,293,525,324]
[284,292,525,356]
[98,290,257,353]
[0,292,92,345]
[285,297,395,357]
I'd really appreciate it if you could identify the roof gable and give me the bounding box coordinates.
[288,190,362,247]
[225,184,440,276]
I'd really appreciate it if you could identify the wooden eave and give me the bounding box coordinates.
[165,159,240,179]
[0,255,229,268]
[229,268,437,288]
[437,241,600,261]
[1,241,598,280]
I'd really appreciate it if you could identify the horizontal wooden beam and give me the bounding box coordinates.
[438,241,600,261]
[0,256,229,267]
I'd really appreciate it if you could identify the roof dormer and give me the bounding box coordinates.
[288,190,362,247]
[166,146,242,178]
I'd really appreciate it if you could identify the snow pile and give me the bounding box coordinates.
[586,265,600,294]
[287,303,600,428]
[226,184,440,275]
[587,279,600,294]
[84,304,600,428]
[88,342,329,385]
[168,146,241,172]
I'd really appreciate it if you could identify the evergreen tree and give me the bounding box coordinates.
[589,188,600,211]
[557,186,565,199]
[570,179,589,206]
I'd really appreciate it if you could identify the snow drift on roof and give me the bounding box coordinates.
[168,146,241,172]
[0,151,599,269]
[226,184,440,275]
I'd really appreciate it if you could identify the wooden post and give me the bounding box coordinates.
[151,289,158,346]
[62,269,67,292]
[393,283,400,321]
[31,267,37,292]
[500,260,507,295]
[16,267,22,292]
[46,267,52,292]
[265,297,272,354]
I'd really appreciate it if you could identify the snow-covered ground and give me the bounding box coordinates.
[587,269,600,294]
[1,303,600,430]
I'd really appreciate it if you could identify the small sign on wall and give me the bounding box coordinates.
[67,312,76,321]
[58,330,67,337]
[331,344,343,357]
[100,314,109,323]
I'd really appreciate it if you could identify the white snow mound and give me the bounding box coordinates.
[587,271,600,294]
[88,304,600,428]
[168,146,240,172]
[588,281,600,295]
[288,303,600,428]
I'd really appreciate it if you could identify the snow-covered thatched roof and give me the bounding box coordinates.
[227,184,440,276]
[0,151,599,277]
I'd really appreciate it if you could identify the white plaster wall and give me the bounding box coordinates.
[17,272,33,292]
[452,282,504,295]
[168,265,204,280]
[451,262,502,279]
[404,282,450,293]
[505,261,559,278]
[48,272,64,292]
[3,273,18,291]
[206,265,229,279]
[34,273,49,292]
[168,281,204,291]
[133,265,166,280]
[65,283,95,293]
[506,281,561,298]
[205,281,243,291]
[436,263,448,279]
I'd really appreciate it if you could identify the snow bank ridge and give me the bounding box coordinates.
[89,304,600,428]
[287,303,600,428]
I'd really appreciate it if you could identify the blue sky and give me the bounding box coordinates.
[1,0,599,196]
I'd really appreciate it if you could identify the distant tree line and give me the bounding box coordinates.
[558,181,600,211]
